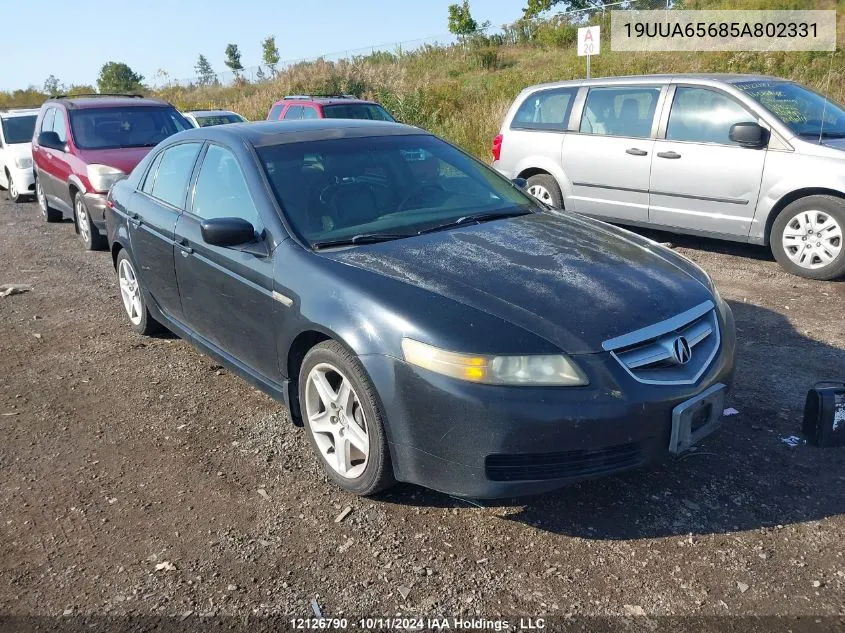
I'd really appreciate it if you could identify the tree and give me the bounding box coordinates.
[261,36,280,75]
[195,54,216,86]
[522,0,664,18]
[97,62,144,94]
[224,43,244,77]
[448,1,480,37]
[43,75,63,96]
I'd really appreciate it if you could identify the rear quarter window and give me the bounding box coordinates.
[511,88,578,131]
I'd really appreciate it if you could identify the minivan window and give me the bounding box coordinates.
[53,110,68,144]
[268,104,284,120]
[302,106,319,120]
[512,88,577,131]
[192,145,262,230]
[41,108,56,135]
[322,104,394,121]
[283,106,303,120]
[580,87,661,138]
[736,80,845,139]
[69,106,191,150]
[667,87,754,145]
[150,143,201,208]
[1,115,37,144]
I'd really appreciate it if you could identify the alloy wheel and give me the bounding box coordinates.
[527,184,553,205]
[8,177,17,200]
[304,363,370,479]
[76,197,91,245]
[118,258,143,326]
[781,210,843,270]
[36,181,47,216]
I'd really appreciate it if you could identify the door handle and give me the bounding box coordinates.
[177,242,193,256]
[657,151,681,159]
[129,213,141,228]
[626,148,648,156]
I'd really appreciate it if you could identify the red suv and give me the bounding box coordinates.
[266,94,395,122]
[32,94,191,249]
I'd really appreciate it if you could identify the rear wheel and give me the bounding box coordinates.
[526,173,563,209]
[771,195,845,280]
[116,250,163,335]
[36,177,61,222]
[74,192,106,250]
[299,340,394,496]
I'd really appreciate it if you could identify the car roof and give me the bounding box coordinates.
[172,119,424,148]
[272,97,381,107]
[523,72,788,92]
[186,109,240,116]
[0,108,40,118]
[48,95,172,110]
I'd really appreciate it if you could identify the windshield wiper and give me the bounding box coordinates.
[312,232,413,249]
[417,209,532,235]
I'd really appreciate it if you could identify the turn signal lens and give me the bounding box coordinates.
[401,339,588,386]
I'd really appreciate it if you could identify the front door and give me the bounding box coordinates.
[129,142,203,322]
[562,85,664,223]
[648,86,767,237]
[174,143,280,381]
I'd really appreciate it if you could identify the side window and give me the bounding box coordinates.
[302,106,319,120]
[41,108,56,134]
[580,86,661,138]
[150,143,201,208]
[53,110,68,143]
[666,87,755,145]
[141,151,165,195]
[512,88,577,131]
[283,105,303,120]
[192,145,262,230]
[268,104,284,120]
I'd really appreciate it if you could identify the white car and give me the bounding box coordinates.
[182,109,247,128]
[0,107,39,203]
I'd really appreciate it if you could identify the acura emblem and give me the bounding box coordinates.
[672,336,692,365]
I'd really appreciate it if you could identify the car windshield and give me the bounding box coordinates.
[321,104,395,122]
[1,115,37,144]
[257,134,537,247]
[194,114,244,126]
[736,80,845,139]
[69,106,192,150]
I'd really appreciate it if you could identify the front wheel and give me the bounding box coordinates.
[36,177,62,222]
[6,171,25,203]
[299,340,394,496]
[115,250,163,335]
[771,196,845,281]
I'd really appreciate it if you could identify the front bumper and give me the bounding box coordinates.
[9,167,35,194]
[83,192,108,231]
[361,303,736,499]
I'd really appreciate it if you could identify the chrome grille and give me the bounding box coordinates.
[602,300,720,385]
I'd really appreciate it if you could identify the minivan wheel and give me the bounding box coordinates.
[771,196,845,281]
[74,193,105,250]
[526,173,563,208]
[299,340,394,496]
[116,250,162,335]
[36,177,61,222]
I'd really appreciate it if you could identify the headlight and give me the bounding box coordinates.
[86,164,125,193]
[14,157,32,169]
[401,338,588,386]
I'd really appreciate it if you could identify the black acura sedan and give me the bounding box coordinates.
[105,119,736,498]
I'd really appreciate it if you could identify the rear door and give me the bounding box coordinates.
[648,85,767,237]
[561,84,665,223]
[130,141,203,322]
[173,143,280,381]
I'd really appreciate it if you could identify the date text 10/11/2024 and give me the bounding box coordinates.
[290,617,547,630]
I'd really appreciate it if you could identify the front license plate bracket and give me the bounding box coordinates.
[669,383,726,455]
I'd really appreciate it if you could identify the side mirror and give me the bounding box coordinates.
[729,122,768,148]
[200,217,256,248]
[38,131,66,152]
[512,177,528,189]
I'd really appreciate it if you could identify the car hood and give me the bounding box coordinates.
[4,142,32,162]
[822,138,845,151]
[76,146,154,174]
[323,212,714,354]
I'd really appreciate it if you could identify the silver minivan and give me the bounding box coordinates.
[493,74,845,280]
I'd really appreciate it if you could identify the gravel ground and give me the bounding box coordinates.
[0,195,844,629]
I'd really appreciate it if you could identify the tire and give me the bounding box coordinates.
[771,195,845,281]
[115,249,163,336]
[5,170,24,203]
[73,192,106,250]
[299,340,394,496]
[36,176,61,222]
[526,173,563,208]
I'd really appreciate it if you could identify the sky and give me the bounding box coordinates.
[1,0,524,92]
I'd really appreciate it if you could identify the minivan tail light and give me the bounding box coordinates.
[492,134,503,161]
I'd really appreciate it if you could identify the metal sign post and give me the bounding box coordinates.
[577,25,601,80]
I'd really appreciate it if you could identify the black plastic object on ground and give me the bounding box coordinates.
[803,382,845,447]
